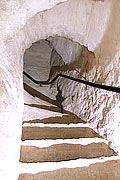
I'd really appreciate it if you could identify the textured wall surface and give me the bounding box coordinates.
[0,1,68,179]
[49,37,120,154]
[0,0,120,179]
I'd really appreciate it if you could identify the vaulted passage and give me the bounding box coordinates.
[18,39,118,179]
[1,1,120,179]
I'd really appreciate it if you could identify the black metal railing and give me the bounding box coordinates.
[23,71,120,93]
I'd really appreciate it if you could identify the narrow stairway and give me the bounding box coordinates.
[18,97,119,180]
[18,40,120,180]
[19,95,118,180]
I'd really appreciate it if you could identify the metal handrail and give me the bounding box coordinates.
[23,71,120,93]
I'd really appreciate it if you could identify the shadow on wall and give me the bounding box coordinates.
[24,83,58,106]
[48,42,96,81]
[24,82,66,113]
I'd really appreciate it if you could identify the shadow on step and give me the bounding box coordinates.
[22,114,85,124]
[24,103,62,113]
[18,159,120,180]
[24,83,58,106]
[20,143,117,163]
[22,127,102,141]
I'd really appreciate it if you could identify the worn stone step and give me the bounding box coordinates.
[18,156,120,180]
[20,142,116,163]
[22,105,66,123]
[23,114,85,124]
[22,125,101,141]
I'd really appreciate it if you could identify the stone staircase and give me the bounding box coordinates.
[18,40,120,179]
[18,101,119,180]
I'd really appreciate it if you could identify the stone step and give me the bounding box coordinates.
[22,114,85,124]
[22,105,66,123]
[18,156,120,180]
[22,125,101,141]
[20,141,116,163]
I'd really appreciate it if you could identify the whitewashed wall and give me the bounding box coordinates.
[0,0,120,179]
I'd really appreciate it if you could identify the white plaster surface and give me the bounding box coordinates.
[0,1,69,179]
[19,156,120,174]
[21,138,108,148]
[1,0,120,179]
[23,105,65,122]
[23,123,89,128]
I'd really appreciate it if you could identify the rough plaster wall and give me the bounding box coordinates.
[43,0,120,154]
[0,1,68,179]
[0,0,67,42]
[0,0,120,179]
[49,35,120,154]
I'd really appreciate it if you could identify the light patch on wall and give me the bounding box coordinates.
[92,0,104,2]
[105,103,120,154]
[113,103,120,154]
